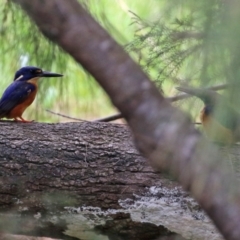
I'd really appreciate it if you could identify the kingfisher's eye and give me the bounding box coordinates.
[29,69,42,74]
[35,69,42,74]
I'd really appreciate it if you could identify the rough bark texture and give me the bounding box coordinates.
[0,121,225,240]
[0,121,179,240]
[0,121,168,209]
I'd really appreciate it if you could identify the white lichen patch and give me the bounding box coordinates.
[62,186,223,240]
[18,206,29,212]
[119,186,223,240]
[34,212,41,219]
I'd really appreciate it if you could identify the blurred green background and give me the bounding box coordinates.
[1,0,240,123]
[0,0,163,122]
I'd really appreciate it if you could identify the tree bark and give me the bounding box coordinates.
[0,121,224,240]
[0,121,161,210]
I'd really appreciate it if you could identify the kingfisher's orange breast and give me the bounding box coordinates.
[200,108,234,144]
[7,89,37,118]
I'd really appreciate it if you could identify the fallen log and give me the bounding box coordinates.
[0,121,230,240]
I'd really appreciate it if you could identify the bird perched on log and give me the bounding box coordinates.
[176,86,240,144]
[0,66,63,122]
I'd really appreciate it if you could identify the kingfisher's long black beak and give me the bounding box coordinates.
[40,71,63,78]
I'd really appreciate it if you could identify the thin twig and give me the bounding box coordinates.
[46,109,90,122]
[93,113,124,122]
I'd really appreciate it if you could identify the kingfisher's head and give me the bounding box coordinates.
[13,66,63,82]
[176,86,219,106]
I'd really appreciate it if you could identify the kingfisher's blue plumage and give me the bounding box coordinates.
[0,81,36,118]
[0,66,63,122]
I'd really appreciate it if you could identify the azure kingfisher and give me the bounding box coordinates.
[176,86,240,144]
[0,66,63,122]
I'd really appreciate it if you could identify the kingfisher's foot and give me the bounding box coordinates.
[14,117,34,123]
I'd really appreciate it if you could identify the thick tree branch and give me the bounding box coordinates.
[11,1,240,239]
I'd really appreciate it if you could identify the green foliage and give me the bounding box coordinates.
[2,0,240,122]
[0,1,65,71]
[122,0,240,121]
[0,0,166,122]
[0,0,116,122]
[125,1,225,89]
